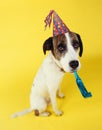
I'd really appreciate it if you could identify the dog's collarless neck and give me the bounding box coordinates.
[50,53,65,73]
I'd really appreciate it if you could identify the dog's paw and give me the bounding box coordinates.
[58,93,65,98]
[40,111,51,117]
[55,110,63,116]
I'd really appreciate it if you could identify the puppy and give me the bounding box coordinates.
[11,31,83,118]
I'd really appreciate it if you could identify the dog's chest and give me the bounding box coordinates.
[34,53,64,88]
[42,54,64,86]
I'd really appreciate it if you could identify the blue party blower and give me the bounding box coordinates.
[74,71,92,98]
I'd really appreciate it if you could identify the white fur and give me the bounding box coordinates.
[30,53,64,116]
[11,32,81,118]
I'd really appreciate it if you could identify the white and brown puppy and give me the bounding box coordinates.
[11,31,83,118]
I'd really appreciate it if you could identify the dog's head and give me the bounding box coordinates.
[43,32,83,73]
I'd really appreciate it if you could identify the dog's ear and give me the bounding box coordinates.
[76,33,83,57]
[43,37,53,55]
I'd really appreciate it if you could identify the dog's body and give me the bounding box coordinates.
[11,32,83,118]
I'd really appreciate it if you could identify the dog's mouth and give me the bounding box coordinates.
[62,68,78,73]
[70,68,78,73]
[70,70,75,73]
[61,67,79,73]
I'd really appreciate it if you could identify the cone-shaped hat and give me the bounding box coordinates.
[44,10,70,36]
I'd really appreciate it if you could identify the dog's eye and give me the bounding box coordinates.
[72,41,79,49]
[57,43,66,53]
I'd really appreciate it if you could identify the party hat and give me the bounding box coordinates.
[44,10,70,36]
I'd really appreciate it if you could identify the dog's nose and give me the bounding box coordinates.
[69,60,79,69]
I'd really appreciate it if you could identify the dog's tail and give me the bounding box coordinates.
[11,108,32,118]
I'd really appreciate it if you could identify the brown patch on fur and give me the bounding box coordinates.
[60,68,65,73]
[52,34,67,60]
[69,32,79,43]
[34,109,39,116]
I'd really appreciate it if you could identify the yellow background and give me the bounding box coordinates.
[0,0,102,129]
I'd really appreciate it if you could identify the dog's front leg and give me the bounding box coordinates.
[57,87,65,98]
[48,87,63,116]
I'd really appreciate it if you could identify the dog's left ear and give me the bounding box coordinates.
[43,37,53,55]
[76,33,83,57]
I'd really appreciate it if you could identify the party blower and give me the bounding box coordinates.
[74,71,92,98]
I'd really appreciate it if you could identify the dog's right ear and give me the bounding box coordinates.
[76,33,83,57]
[43,37,53,55]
